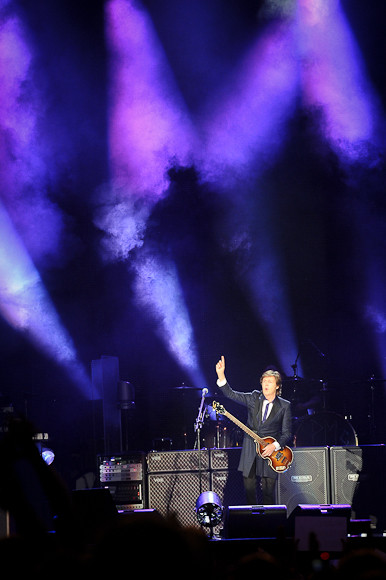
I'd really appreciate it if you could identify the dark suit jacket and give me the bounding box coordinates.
[219,382,292,479]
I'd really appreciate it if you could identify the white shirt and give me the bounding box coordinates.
[217,378,280,450]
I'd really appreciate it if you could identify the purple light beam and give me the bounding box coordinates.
[197,20,299,186]
[196,20,301,374]
[0,5,93,397]
[105,0,196,201]
[104,0,205,385]
[0,201,94,397]
[297,0,384,165]
[132,252,206,388]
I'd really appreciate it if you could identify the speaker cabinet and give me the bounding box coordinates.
[147,471,210,528]
[330,445,386,532]
[211,469,246,507]
[290,504,351,552]
[223,505,287,539]
[330,446,362,505]
[209,448,246,507]
[210,447,241,470]
[147,450,210,473]
[277,447,330,516]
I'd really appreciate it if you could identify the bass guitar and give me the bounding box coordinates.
[212,401,293,473]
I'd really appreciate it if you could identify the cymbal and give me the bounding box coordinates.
[282,377,323,383]
[173,385,203,390]
[351,378,386,383]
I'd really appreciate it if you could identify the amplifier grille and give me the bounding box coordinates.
[147,450,209,473]
[210,447,241,470]
[148,471,210,528]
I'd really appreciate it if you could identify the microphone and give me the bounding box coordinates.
[202,388,208,397]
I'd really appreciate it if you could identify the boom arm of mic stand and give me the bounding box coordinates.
[194,395,207,432]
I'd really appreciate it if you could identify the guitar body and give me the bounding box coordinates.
[212,401,293,474]
[254,437,293,473]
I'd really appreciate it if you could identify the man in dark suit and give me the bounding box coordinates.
[215,355,292,504]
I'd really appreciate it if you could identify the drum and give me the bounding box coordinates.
[202,422,229,448]
[294,411,358,447]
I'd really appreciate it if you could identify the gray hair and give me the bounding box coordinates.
[260,369,282,395]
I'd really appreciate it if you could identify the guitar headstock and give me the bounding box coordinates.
[212,401,225,415]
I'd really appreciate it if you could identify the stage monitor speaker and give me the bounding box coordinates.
[148,471,210,528]
[290,504,351,552]
[276,447,330,516]
[330,445,386,532]
[223,505,287,539]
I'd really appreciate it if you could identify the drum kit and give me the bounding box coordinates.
[169,372,384,450]
[283,373,386,447]
[282,375,359,447]
[171,383,236,449]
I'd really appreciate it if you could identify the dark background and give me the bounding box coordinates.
[0,0,385,490]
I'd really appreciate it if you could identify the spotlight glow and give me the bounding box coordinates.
[0,7,66,268]
[196,20,300,373]
[0,7,93,397]
[105,0,196,200]
[198,21,299,184]
[297,0,383,164]
[364,302,386,379]
[94,183,151,261]
[0,201,93,396]
[133,253,206,387]
[104,0,205,386]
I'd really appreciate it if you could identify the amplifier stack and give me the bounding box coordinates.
[147,449,210,528]
[96,445,385,534]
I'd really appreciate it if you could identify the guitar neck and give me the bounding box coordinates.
[223,410,264,445]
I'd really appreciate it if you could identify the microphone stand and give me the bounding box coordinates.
[194,389,208,494]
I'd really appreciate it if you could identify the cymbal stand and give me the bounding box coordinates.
[368,375,377,442]
[289,351,301,411]
[291,350,301,379]
[320,382,329,410]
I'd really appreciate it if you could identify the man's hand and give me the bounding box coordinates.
[261,442,276,457]
[215,355,226,381]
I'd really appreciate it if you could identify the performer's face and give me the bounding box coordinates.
[261,376,279,401]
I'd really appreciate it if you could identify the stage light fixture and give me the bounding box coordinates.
[195,491,223,529]
[35,442,55,465]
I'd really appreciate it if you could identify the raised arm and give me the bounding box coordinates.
[215,355,226,382]
[215,356,255,407]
